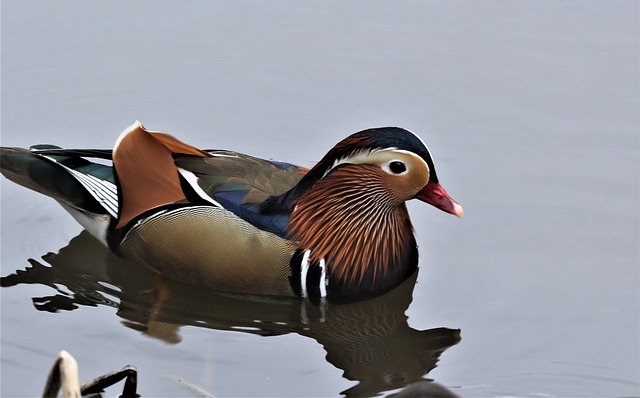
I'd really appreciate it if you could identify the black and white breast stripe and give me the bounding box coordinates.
[290,249,329,300]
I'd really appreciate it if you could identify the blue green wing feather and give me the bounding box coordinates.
[174,151,305,237]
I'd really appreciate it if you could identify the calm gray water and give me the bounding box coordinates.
[1,1,638,397]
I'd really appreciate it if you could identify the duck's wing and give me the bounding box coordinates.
[1,123,306,239]
[1,145,117,217]
[107,122,307,236]
[175,152,306,237]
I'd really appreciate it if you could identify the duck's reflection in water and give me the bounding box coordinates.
[2,231,460,397]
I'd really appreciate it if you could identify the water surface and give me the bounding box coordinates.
[2,1,638,396]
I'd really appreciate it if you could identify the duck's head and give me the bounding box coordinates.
[307,127,463,217]
[274,127,463,287]
[268,127,463,218]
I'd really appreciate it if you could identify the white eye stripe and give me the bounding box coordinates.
[326,148,428,178]
[326,148,423,175]
[324,147,393,177]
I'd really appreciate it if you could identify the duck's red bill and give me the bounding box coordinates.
[416,182,464,218]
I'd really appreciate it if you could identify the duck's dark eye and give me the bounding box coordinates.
[389,161,407,174]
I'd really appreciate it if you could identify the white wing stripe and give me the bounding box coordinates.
[67,169,119,217]
[178,168,223,207]
[74,171,117,194]
[42,155,119,218]
[79,174,119,215]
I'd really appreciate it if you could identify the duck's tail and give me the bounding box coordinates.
[0,146,117,244]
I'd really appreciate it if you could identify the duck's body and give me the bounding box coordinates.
[1,122,462,302]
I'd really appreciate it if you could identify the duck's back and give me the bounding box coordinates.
[0,127,307,297]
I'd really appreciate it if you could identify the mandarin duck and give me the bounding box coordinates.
[0,122,462,302]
